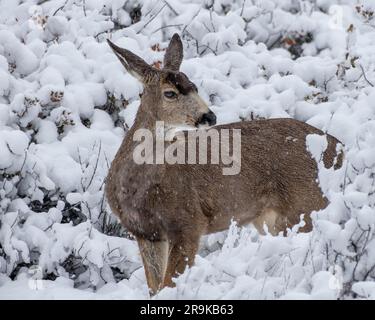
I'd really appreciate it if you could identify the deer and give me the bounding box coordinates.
[105,34,343,295]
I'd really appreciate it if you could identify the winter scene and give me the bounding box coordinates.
[1,0,375,300]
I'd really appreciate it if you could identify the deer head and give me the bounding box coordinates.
[107,34,216,129]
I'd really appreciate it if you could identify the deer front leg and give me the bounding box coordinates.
[162,232,201,289]
[136,237,169,296]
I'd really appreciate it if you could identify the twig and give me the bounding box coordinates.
[94,30,110,41]
[240,0,246,17]
[268,34,283,49]
[53,0,68,16]
[182,8,201,34]
[82,0,87,17]
[86,141,102,190]
[163,0,179,15]
[364,263,375,280]
[209,8,216,33]
[137,3,167,34]
[359,64,374,87]
[152,24,183,34]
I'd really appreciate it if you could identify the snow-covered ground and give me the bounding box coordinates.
[1,0,375,299]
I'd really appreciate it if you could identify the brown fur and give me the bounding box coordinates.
[105,34,343,295]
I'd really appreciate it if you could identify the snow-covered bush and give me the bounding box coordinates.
[0,0,375,299]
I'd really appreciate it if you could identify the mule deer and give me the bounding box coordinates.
[105,34,343,295]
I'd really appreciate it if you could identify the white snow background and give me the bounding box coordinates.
[1,0,375,299]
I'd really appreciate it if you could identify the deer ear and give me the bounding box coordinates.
[163,33,183,71]
[107,39,157,82]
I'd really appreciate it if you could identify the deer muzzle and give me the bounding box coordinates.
[197,110,217,126]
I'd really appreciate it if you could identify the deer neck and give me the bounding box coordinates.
[132,105,157,133]
[120,90,167,172]
[131,86,160,131]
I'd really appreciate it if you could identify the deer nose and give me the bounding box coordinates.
[199,110,217,126]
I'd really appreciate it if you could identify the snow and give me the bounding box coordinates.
[1,0,375,300]
[0,30,39,76]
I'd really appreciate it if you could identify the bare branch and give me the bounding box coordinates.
[359,64,374,87]
[53,0,68,16]
[163,0,179,16]
[137,3,167,34]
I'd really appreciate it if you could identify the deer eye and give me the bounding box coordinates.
[164,91,178,99]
